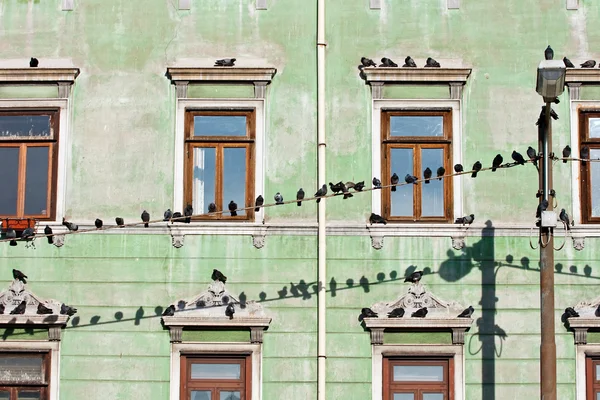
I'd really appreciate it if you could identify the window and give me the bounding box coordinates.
[0,352,50,400]
[380,110,453,222]
[579,111,600,223]
[0,110,59,220]
[383,358,453,400]
[180,355,250,400]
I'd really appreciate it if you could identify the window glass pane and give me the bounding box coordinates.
[423,394,444,400]
[191,363,241,380]
[589,118,600,138]
[421,148,445,217]
[0,355,44,383]
[18,392,41,400]
[0,147,19,215]
[597,392,600,400]
[192,147,217,214]
[220,391,240,400]
[591,149,600,217]
[390,116,443,137]
[0,115,52,138]
[393,394,414,400]
[0,391,9,400]
[596,363,600,380]
[192,391,212,400]
[24,146,50,215]
[222,148,247,216]
[194,116,246,136]
[390,148,413,216]
[393,365,444,382]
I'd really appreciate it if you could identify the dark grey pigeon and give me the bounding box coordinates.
[255,195,264,212]
[228,201,238,217]
[0,304,4,314]
[162,305,175,317]
[274,192,284,205]
[225,303,235,319]
[402,56,417,68]
[214,58,236,67]
[581,60,596,68]
[212,269,227,283]
[412,307,428,318]
[458,306,474,318]
[115,217,125,227]
[544,45,554,60]
[10,300,26,315]
[208,203,217,213]
[595,304,600,318]
[315,184,327,203]
[21,227,34,242]
[527,146,538,168]
[425,57,440,67]
[141,210,150,228]
[171,212,182,222]
[369,213,387,225]
[536,199,549,218]
[559,209,571,230]
[360,57,377,67]
[564,307,579,318]
[562,145,571,163]
[162,209,172,222]
[361,308,378,318]
[60,303,77,316]
[405,174,418,184]
[436,166,445,181]
[37,303,53,315]
[372,177,382,189]
[387,308,405,318]
[95,218,103,228]
[353,181,365,191]
[512,150,525,165]
[404,270,423,283]
[471,161,482,178]
[454,164,464,173]
[563,57,575,68]
[329,182,343,194]
[380,57,398,67]
[6,229,17,246]
[296,188,305,206]
[44,225,53,245]
[29,57,38,67]
[184,204,193,223]
[581,146,590,165]
[455,214,475,226]
[62,218,78,231]
[423,168,432,184]
[492,154,503,171]
[341,182,353,199]
[13,269,27,283]
[549,108,559,120]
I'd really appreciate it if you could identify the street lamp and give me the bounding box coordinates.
[535,59,566,400]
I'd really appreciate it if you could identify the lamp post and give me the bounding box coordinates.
[535,59,566,400]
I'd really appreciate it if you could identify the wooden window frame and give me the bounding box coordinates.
[0,351,51,400]
[383,357,453,400]
[381,110,453,223]
[180,354,251,400]
[579,111,600,224]
[0,109,59,220]
[586,356,600,400]
[184,110,255,221]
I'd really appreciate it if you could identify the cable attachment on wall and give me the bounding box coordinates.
[529,227,540,250]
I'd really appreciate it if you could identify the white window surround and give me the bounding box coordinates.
[576,344,600,400]
[0,341,61,400]
[371,99,463,221]
[170,342,263,400]
[0,99,70,224]
[174,98,265,224]
[372,344,465,400]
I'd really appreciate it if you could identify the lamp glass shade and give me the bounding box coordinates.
[536,60,566,99]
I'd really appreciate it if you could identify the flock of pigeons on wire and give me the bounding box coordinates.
[359,270,475,320]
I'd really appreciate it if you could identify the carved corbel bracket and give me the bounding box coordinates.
[369,328,384,345]
[169,326,183,343]
[451,328,467,345]
[574,327,588,345]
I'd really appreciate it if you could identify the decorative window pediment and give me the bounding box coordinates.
[0,68,80,98]
[566,68,600,100]
[362,280,473,345]
[565,296,600,344]
[162,276,271,343]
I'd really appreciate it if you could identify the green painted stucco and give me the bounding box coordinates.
[383,331,453,344]
[180,329,250,342]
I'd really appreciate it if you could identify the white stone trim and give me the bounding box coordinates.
[372,344,464,400]
[0,99,69,223]
[575,344,600,400]
[0,341,61,400]
[174,99,265,223]
[170,342,262,400]
[371,99,463,220]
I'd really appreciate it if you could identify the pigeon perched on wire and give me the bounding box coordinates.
[60,303,77,316]
[536,199,549,218]
[171,212,182,222]
[29,57,39,67]
[95,218,103,228]
[563,57,575,68]
[581,60,596,68]
[229,201,238,217]
[214,58,236,67]
[372,177,382,189]
[208,203,217,213]
[564,307,579,318]
[360,57,377,67]
[225,303,235,319]
[44,225,53,244]
[6,229,17,246]
[341,183,353,199]
[116,217,125,227]
[544,45,554,60]
[361,308,378,318]
[62,218,78,231]
[436,166,445,181]
[454,164,464,173]
[457,306,474,318]
[402,56,417,68]
[315,184,327,203]
[274,192,284,205]
[455,214,475,226]
[37,303,53,315]
[388,308,405,318]
[562,145,571,163]
[163,209,172,222]
[511,150,525,166]
[559,209,571,230]
[425,57,440,67]
[471,161,482,178]
[369,213,387,225]
[141,210,150,228]
[13,269,27,283]
[353,181,365,191]
[412,307,428,318]
[21,227,35,243]
[329,182,343,195]
[254,195,264,212]
[162,305,175,316]
[380,57,398,67]
[296,189,305,206]
[184,204,193,223]
[423,168,432,184]
[212,269,227,283]
[405,174,418,184]
[404,270,423,283]
[10,300,26,315]
[492,154,503,171]
[581,146,590,165]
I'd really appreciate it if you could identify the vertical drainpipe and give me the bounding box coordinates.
[316,0,327,398]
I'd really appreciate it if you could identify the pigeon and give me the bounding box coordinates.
[21,228,35,241]
[37,303,53,315]
[372,177,382,189]
[6,229,17,246]
[436,166,445,181]
[212,269,227,283]
[184,204,193,223]
[296,188,305,206]
[171,212,182,222]
[544,45,554,60]
[163,209,172,222]
[315,184,327,203]
[402,56,417,68]
[425,57,440,67]
[405,174,418,184]
[361,308,378,318]
[454,164,464,173]
[274,192,284,205]
[13,269,27,283]
[595,305,600,318]
[581,146,590,164]
[329,182,344,195]
[564,307,579,318]
[404,270,424,283]
[471,161,482,178]
[60,303,77,316]
[95,218,103,228]
[457,306,474,318]
[141,210,150,228]
[512,150,525,166]
[562,145,571,163]
[455,214,475,226]
[353,181,365,191]
[380,57,398,67]
[44,225,53,245]
[360,57,377,67]
[423,168,432,184]
[225,303,235,319]
[559,209,571,230]
[29,57,38,67]
[491,154,503,171]
[563,57,575,68]
[411,307,428,318]
[387,308,405,318]
[549,108,559,120]
[527,146,538,168]
[341,183,353,199]
[369,213,387,225]
[162,305,175,317]
[62,218,78,231]
[0,304,4,314]
[228,201,238,217]
[254,195,264,212]
[115,217,125,227]
[214,58,236,67]
[208,203,217,213]
[10,301,27,315]
[581,60,596,68]
[536,199,549,218]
